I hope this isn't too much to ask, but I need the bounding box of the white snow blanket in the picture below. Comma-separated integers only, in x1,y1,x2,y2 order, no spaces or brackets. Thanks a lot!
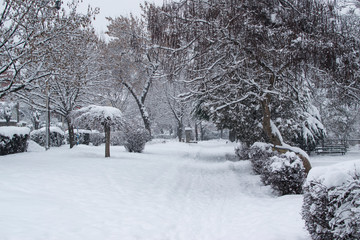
0,140,317,240
307,159,360,188
0,126,30,138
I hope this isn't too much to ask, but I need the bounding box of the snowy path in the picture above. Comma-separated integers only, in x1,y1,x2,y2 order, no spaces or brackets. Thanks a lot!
0,140,309,240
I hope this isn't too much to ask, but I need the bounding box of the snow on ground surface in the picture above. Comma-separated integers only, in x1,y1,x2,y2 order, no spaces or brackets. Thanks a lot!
0,126,30,138
310,144,360,167
0,140,359,240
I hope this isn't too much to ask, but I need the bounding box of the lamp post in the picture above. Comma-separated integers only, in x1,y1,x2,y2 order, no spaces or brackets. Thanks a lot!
44,1,61,150
45,80,50,150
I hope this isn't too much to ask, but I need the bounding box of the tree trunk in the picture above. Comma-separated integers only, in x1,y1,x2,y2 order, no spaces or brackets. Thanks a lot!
229,129,236,142
195,122,198,141
261,93,312,174
138,105,152,137
105,122,111,158
200,122,204,141
67,119,75,149
177,120,183,142
261,95,282,146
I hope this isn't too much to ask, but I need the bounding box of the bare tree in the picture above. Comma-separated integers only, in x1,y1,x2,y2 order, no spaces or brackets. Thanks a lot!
105,15,162,136
16,2,99,148
0,0,85,97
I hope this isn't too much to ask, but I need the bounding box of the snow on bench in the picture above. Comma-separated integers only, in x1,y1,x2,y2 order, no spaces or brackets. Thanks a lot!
315,145,346,155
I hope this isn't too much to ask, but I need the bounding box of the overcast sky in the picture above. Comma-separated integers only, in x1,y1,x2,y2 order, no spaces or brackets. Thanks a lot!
70,0,164,37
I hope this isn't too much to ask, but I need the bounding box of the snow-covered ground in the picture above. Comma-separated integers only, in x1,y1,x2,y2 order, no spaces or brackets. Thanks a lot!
0,140,359,240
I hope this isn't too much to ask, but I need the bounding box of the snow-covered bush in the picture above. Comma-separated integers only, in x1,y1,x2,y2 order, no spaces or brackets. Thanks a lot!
302,161,360,240
110,131,125,146
30,127,64,147
248,142,278,174
90,132,104,146
124,126,151,153
67,129,91,145
76,131,90,145
235,142,250,160
261,152,306,195
0,127,30,155
247,142,306,195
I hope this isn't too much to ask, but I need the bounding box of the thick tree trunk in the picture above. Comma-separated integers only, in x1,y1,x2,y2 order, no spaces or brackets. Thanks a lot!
261,95,282,146
141,112,152,137
67,119,75,149
122,81,152,137
177,121,183,142
261,92,312,174
105,122,110,158
229,129,236,142
136,104,152,137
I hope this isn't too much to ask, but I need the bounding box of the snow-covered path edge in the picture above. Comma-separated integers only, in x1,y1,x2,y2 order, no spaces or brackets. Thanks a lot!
0,140,310,240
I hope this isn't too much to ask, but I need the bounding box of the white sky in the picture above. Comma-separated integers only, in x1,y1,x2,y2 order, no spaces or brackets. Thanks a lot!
67,0,165,37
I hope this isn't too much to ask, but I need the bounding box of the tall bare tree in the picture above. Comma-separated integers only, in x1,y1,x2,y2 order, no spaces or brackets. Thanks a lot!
105,15,162,136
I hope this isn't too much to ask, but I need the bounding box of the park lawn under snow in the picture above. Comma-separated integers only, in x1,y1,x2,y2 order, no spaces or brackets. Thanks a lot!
1,140,359,240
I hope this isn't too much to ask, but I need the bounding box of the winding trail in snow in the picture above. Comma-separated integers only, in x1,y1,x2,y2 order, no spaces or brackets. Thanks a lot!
0,140,310,240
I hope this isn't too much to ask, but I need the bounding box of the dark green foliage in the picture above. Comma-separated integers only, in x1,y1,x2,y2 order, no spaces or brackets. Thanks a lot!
261,153,306,195
242,142,305,195
110,131,124,146
30,128,64,147
0,134,29,155
124,126,151,153
248,143,278,174
234,142,250,160
302,175,360,240
90,132,104,146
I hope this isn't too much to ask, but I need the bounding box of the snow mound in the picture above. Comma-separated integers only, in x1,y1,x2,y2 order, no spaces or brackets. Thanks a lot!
30,126,64,136
27,140,45,152
306,160,360,188
0,126,30,138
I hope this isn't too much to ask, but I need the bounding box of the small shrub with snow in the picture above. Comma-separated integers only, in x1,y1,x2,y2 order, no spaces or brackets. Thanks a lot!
0,127,30,155
302,161,360,240
235,142,251,160
90,132,104,146
30,127,64,147
248,142,278,174
261,152,306,195
110,131,125,146
75,131,91,145
67,130,94,145
124,126,151,153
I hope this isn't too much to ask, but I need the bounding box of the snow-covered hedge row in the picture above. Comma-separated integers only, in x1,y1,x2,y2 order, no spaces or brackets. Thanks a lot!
0,127,30,155
236,142,306,195
90,132,104,146
65,130,105,146
302,161,360,240
74,129,92,145
248,143,278,174
30,127,64,147
110,131,124,146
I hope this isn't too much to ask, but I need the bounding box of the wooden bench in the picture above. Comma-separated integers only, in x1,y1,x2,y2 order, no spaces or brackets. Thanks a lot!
315,145,346,155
